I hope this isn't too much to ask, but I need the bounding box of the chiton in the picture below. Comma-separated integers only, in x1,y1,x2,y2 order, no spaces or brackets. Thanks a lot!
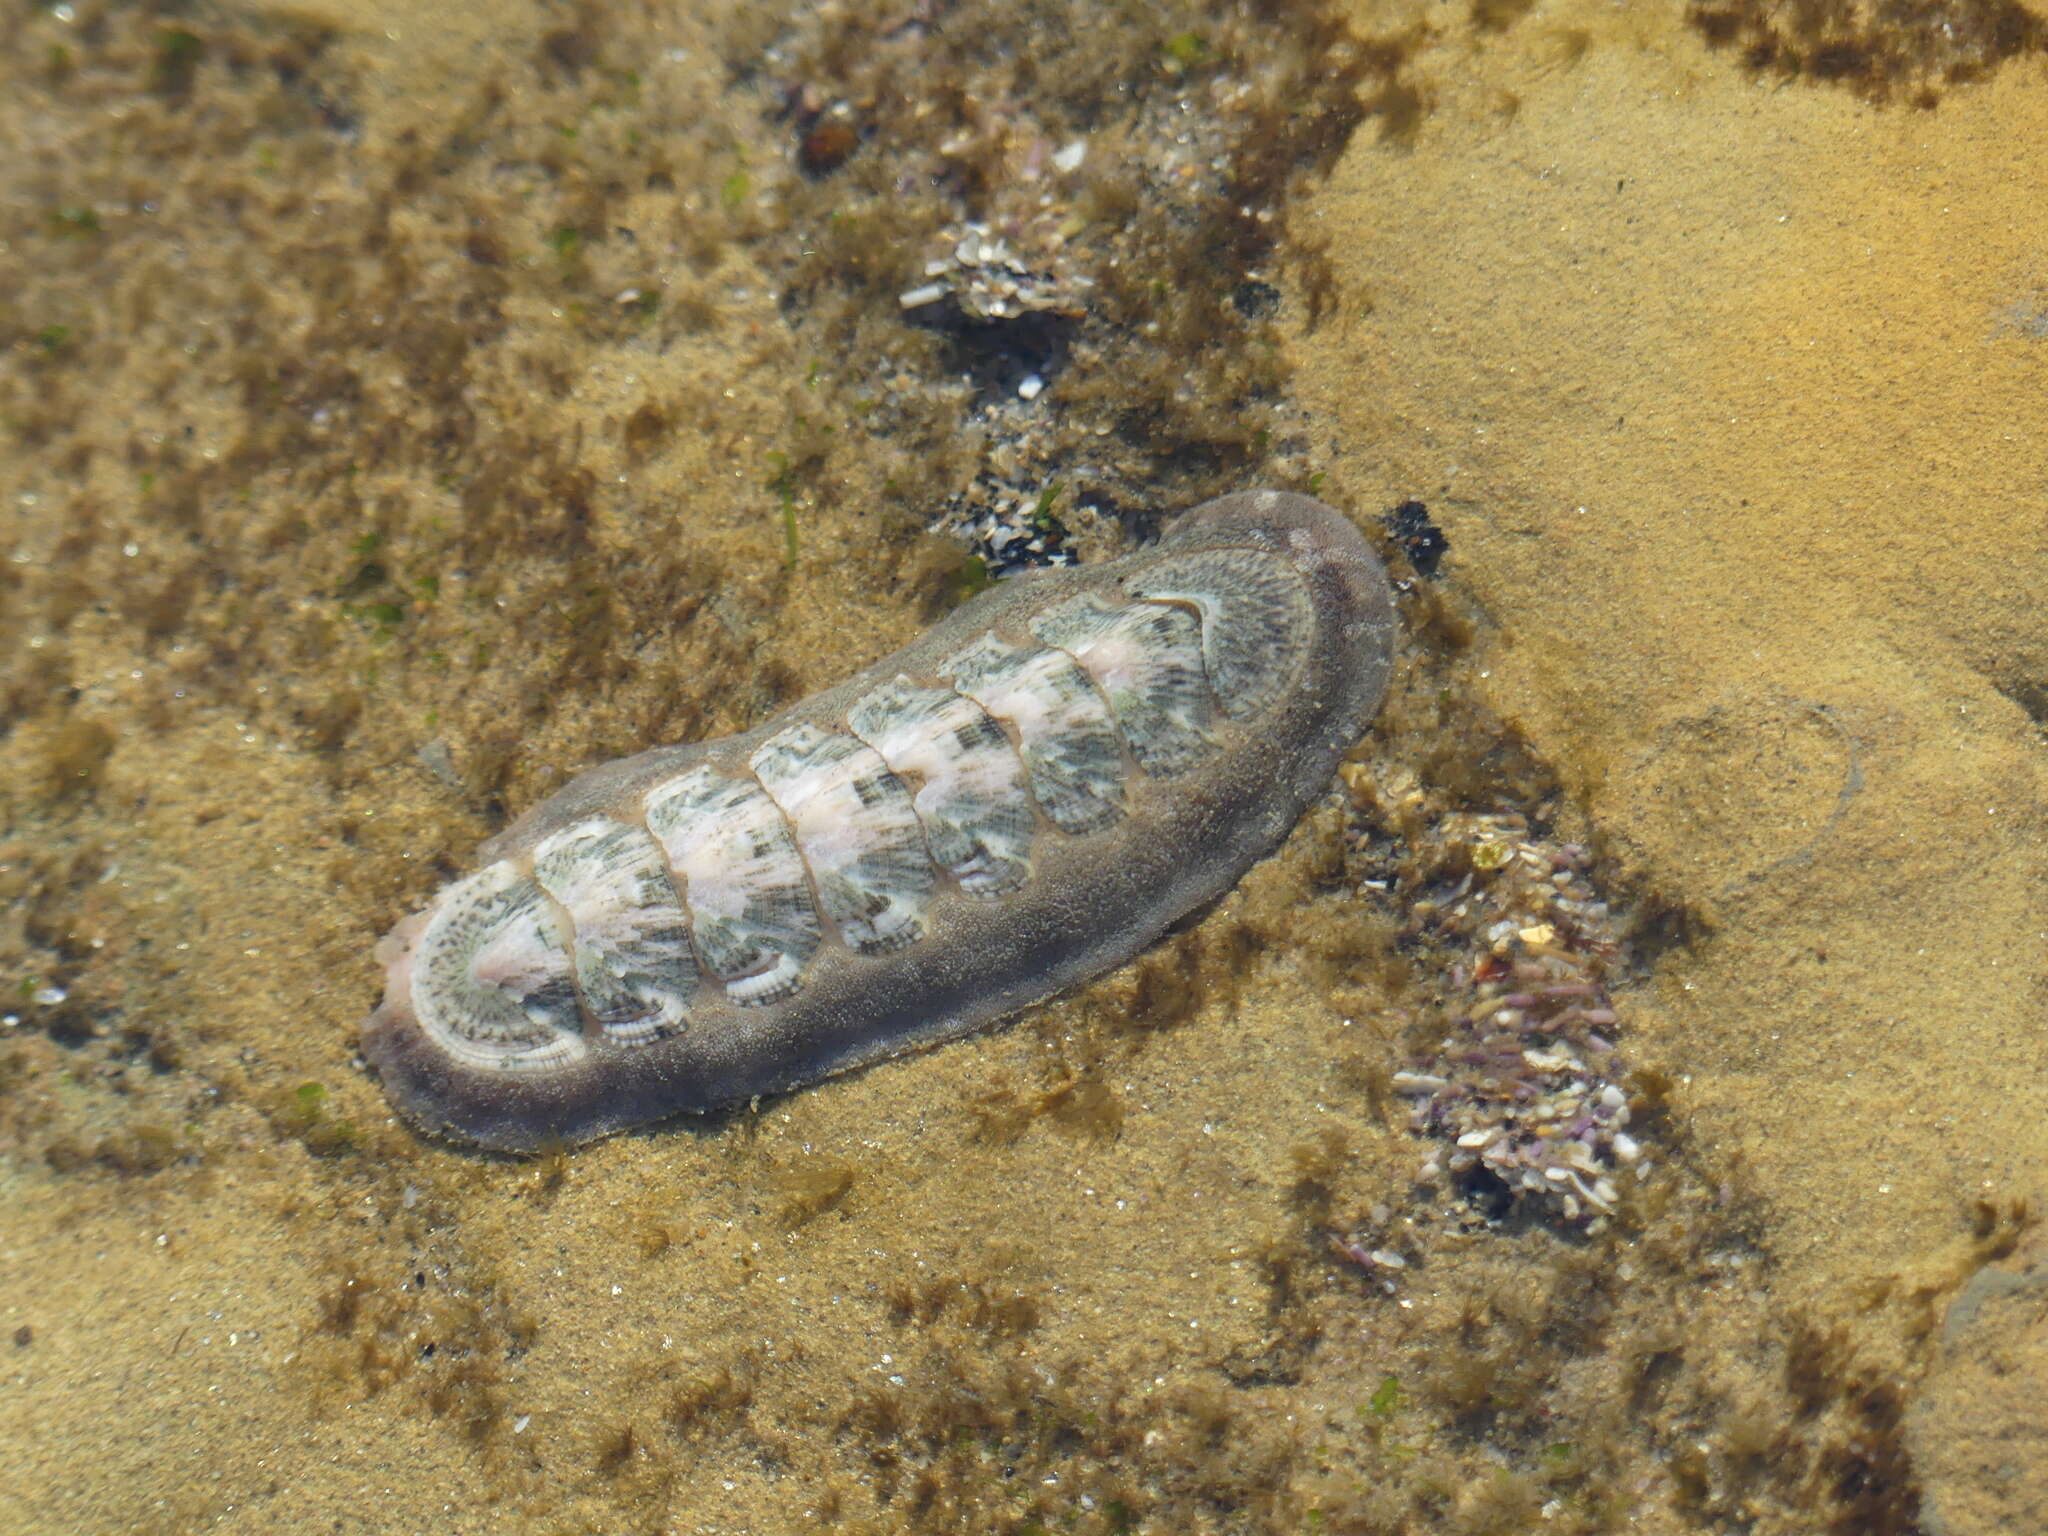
362,491,1398,1151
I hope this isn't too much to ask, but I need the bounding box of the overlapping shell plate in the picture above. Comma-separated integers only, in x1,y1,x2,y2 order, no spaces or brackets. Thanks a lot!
403,544,1315,1076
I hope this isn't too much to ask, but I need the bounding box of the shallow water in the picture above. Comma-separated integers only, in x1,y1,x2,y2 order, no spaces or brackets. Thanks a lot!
3,2,2044,1532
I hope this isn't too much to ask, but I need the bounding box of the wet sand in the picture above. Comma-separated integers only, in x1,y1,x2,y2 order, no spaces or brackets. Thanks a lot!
1298,0,2048,1301
2,2,2043,1532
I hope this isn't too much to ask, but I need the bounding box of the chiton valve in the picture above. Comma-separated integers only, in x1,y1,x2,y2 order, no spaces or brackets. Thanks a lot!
362,491,1399,1151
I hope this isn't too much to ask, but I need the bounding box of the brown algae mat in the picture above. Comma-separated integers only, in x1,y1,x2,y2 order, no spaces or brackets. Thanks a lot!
2,1,2045,1533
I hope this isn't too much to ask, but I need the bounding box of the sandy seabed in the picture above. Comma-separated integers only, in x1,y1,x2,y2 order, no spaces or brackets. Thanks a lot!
2,2,2044,1533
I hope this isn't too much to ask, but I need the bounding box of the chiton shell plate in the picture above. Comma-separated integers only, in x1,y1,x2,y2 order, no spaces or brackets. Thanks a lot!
362,491,1398,1151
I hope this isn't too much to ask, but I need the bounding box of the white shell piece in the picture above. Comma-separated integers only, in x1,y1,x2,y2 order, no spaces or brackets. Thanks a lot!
750,723,935,953
410,861,585,1072
1030,592,1216,776
1130,547,1311,719
644,767,820,1005
531,817,697,1045
848,675,1036,896
941,633,1127,833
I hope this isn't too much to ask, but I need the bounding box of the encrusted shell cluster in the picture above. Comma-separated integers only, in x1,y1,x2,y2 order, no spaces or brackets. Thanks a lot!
897,218,1091,323
1388,817,1642,1224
